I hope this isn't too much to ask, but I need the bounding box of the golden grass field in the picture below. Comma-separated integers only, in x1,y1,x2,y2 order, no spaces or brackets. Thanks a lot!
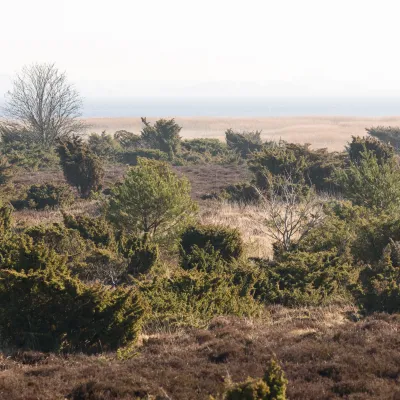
84,116,400,151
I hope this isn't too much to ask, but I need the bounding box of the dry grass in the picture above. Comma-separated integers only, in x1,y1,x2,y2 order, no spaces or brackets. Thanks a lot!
1,307,400,399
200,201,273,259
84,116,400,151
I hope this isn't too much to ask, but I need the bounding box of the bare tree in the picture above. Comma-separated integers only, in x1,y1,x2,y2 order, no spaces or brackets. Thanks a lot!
256,175,323,252
1,63,85,148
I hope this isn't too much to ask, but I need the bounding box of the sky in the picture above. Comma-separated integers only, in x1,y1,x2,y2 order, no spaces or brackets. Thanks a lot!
0,0,399,100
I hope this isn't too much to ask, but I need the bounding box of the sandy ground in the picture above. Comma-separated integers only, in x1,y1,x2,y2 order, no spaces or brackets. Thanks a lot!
83,116,400,151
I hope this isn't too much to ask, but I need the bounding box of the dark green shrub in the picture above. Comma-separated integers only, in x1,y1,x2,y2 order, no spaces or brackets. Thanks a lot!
254,250,356,306
366,126,400,151
114,130,142,148
225,378,271,400
0,233,67,273
180,225,244,263
88,131,120,158
356,242,400,313
0,203,13,235
120,236,159,276
220,183,260,204
224,359,287,400
333,150,400,212
25,223,87,260
81,248,127,285
57,135,104,198
141,117,182,159
118,148,168,165
181,138,228,156
225,129,263,158
348,135,394,164
139,268,261,328
0,156,13,184
0,266,145,353
63,214,115,248
15,183,75,210
180,243,228,273
249,142,344,192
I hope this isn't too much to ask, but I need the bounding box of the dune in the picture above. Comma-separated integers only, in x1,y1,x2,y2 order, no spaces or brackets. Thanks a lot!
83,116,400,151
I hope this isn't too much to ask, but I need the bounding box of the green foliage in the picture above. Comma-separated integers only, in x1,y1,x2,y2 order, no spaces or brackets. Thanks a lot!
348,135,394,164
139,268,261,328
182,138,228,156
249,142,344,192
366,126,400,151
180,224,244,264
88,131,120,159
225,378,271,400
254,250,356,306
220,183,260,204
0,202,13,235
14,183,74,210
63,214,115,248
0,233,67,273
24,223,87,260
81,248,127,285
118,148,168,165
356,241,400,313
333,150,400,212
120,236,159,276
263,360,288,400
0,123,58,170
57,135,104,198
141,117,182,159
114,130,142,148
180,243,228,273
224,360,287,400
0,156,13,184
106,158,197,242
0,266,145,353
225,129,263,158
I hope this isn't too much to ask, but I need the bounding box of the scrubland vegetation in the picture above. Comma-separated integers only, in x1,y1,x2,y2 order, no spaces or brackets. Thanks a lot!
0,64,400,399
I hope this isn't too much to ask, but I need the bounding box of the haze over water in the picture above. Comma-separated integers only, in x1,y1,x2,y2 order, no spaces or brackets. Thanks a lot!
83,97,400,118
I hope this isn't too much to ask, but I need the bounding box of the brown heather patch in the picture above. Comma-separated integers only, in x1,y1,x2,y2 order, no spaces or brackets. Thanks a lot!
0,307,399,399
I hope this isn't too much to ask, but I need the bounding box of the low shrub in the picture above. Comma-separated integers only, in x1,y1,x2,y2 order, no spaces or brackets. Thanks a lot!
224,359,287,400
88,131,120,159
225,129,263,158
355,241,400,313
118,148,169,165
182,138,228,156
57,136,104,198
139,268,261,328
114,130,142,148
0,202,13,234
180,225,244,263
254,250,357,306
347,135,394,164
14,183,75,210
0,233,67,273
25,223,87,259
81,248,127,285
249,142,345,192
220,183,260,204
63,214,115,248
120,236,159,276
0,266,145,353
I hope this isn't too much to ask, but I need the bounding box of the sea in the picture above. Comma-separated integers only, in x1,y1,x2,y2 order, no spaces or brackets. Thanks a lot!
82,97,400,118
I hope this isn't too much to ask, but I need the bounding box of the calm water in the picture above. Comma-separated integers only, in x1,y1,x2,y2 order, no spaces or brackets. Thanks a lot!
82,97,400,117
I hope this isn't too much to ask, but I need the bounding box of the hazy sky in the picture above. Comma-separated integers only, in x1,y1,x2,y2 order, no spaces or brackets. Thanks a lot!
1,0,399,99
